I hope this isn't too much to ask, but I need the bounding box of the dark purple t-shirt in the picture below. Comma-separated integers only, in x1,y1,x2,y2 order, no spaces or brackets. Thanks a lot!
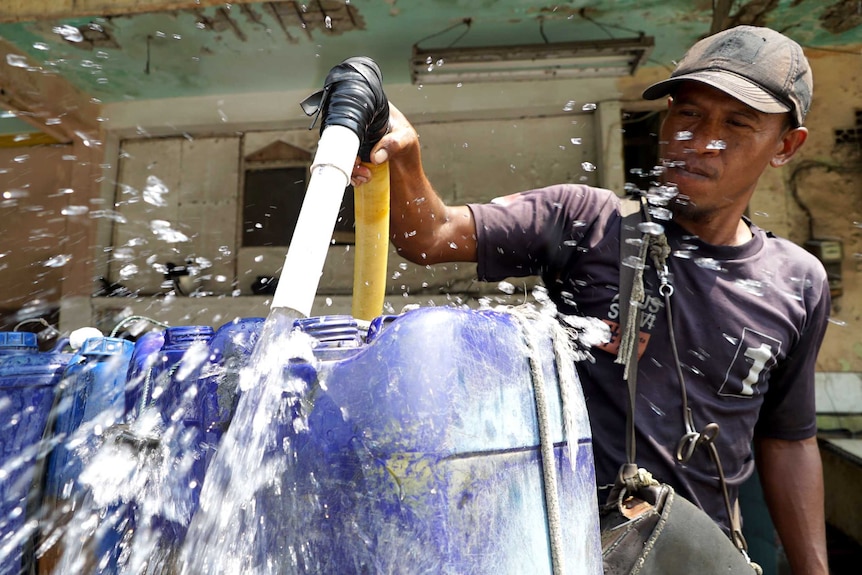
469,184,830,530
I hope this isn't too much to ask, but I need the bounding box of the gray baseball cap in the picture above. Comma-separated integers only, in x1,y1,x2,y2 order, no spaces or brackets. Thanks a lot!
643,26,813,127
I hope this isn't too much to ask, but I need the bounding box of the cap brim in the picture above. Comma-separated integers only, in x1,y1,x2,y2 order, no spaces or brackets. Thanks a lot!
642,70,791,115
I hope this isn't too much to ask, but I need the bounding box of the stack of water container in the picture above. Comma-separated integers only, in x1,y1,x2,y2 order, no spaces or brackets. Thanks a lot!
0,308,601,575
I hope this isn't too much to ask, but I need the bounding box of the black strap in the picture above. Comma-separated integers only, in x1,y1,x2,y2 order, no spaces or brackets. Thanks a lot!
617,196,646,466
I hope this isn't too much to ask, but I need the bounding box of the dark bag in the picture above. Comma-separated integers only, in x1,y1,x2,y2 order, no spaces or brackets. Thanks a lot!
600,198,759,575
600,465,758,575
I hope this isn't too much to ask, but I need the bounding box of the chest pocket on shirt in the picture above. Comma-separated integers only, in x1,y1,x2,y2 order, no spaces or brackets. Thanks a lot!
717,327,782,398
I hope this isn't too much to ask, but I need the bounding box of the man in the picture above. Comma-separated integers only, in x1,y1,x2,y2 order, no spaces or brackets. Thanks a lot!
352,26,829,574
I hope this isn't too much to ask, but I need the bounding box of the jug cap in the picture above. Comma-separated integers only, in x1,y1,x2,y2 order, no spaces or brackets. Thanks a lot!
0,331,38,351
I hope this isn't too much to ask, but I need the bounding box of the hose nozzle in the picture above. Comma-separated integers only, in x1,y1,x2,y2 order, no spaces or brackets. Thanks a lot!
300,57,390,162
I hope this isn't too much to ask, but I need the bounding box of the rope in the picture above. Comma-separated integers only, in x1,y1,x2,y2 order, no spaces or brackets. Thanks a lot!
616,235,650,382
509,308,566,575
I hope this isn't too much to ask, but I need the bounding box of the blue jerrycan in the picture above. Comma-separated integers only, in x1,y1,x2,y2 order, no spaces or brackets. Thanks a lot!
45,336,135,502
40,335,134,575
194,307,602,574
122,325,214,561
123,330,166,419
196,317,264,471
0,332,73,575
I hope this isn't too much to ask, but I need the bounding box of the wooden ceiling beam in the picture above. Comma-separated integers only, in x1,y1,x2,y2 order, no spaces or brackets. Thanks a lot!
0,0,262,23
0,38,100,142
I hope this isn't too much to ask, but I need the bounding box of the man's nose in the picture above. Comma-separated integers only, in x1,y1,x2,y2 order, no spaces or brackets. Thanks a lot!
685,120,726,155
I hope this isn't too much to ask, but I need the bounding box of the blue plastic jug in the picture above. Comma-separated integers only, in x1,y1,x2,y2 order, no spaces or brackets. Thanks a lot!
196,317,264,470
187,307,602,574
122,325,214,559
38,336,134,574
123,330,165,419
0,332,73,575
45,336,135,501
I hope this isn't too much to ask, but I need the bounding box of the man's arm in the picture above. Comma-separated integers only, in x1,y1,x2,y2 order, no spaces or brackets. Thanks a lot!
351,103,477,265
754,436,829,575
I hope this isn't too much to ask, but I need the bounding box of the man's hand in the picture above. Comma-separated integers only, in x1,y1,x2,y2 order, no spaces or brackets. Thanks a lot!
351,102,418,187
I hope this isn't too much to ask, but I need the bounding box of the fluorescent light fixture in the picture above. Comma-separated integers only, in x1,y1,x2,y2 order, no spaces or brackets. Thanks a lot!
411,36,654,84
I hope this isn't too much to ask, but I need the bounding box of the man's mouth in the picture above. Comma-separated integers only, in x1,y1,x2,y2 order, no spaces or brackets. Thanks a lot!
666,160,713,179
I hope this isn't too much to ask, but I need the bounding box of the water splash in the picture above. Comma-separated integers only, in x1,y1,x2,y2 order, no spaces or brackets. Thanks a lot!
5,54,29,68
53,25,84,43
143,175,170,207
150,220,189,243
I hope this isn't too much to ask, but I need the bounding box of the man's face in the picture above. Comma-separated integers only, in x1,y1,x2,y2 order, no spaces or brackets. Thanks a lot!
659,81,794,224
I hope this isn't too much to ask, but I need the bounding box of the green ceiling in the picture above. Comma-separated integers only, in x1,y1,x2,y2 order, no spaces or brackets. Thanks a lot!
0,0,860,105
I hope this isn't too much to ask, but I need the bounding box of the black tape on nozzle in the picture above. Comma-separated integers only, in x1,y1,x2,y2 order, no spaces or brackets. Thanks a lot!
300,57,390,163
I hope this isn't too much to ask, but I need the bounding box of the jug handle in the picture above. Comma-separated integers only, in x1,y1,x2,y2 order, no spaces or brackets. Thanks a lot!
50,337,71,352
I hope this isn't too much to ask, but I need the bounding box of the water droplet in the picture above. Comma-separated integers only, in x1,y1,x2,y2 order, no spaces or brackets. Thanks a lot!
562,100,576,112
497,281,516,294
32,42,49,51
734,279,764,296
325,16,332,29
754,211,769,218
581,161,596,172
581,103,597,112
150,220,189,243
119,264,139,280
90,210,127,224
44,254,72,268
694,257,725,272
570,137,582,145
648,206,673,221
706,140,727,150
143,175,169,207
13,154,29,163
254,255,263,263
5,54,28,68
74,130,101,148
636,222,665,236
675,131,693,141
3,189,28,199
61,205,89,216
52,24,83,42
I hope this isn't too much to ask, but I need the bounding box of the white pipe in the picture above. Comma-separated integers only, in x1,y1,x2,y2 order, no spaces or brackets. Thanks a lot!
270,125,360,316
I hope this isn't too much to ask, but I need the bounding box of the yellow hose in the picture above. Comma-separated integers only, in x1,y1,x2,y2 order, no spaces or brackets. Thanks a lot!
351,161,390,320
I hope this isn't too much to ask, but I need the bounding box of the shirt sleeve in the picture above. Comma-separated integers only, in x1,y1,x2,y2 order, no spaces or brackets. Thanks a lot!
754,269,831,441
468,184,617,282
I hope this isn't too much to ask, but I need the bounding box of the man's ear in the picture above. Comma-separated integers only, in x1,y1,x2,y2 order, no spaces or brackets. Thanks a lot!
771,126,808,167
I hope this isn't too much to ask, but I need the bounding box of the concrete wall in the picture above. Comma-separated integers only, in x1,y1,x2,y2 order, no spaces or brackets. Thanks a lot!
1,49,859,373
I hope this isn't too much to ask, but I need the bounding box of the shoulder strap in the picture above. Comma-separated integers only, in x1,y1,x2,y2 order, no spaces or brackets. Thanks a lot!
617,195,647,465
